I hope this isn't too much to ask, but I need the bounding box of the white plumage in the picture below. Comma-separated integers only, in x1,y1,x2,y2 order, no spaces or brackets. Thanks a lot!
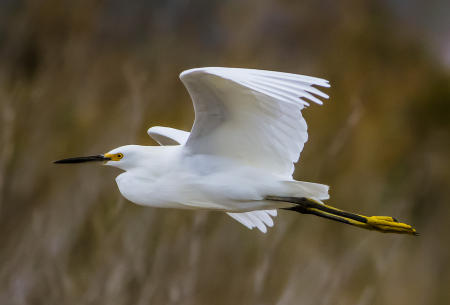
147,67,329,233
56,67,419,235
148,124,279,233
58,67,331,233
180,67,329,179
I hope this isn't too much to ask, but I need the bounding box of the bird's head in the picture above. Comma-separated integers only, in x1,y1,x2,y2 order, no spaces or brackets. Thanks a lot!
54,145,145,171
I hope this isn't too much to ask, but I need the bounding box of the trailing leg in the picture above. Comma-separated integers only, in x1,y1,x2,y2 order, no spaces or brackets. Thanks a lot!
266,196,418,235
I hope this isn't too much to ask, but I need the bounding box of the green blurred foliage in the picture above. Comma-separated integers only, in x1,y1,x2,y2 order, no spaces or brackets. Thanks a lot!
0,0,449,304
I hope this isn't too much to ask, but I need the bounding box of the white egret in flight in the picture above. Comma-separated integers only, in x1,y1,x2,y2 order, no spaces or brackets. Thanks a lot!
55,67,417,235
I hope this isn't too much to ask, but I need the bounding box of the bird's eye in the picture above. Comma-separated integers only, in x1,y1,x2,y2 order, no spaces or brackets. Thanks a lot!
116,153,123,159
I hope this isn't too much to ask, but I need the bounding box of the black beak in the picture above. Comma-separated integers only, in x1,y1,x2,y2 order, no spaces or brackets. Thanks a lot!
53,155,111,164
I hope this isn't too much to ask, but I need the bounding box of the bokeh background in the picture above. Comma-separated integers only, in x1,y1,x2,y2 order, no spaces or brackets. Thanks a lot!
1,0,449,304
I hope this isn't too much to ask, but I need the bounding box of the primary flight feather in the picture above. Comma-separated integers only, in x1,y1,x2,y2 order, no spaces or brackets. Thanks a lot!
55,67,417,235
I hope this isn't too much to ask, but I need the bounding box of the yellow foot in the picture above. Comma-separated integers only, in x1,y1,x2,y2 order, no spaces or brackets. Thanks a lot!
365,216,418,235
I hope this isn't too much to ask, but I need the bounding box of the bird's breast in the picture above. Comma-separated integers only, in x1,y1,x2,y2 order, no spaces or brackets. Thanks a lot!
115,172,186,208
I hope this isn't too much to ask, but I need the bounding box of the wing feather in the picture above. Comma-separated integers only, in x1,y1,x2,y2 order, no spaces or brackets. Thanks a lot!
180,67,329,178
227,210,277,233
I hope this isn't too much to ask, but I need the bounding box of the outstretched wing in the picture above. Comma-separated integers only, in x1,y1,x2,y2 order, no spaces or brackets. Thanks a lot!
147,126,190,145
180,67,329,179
147,125,277,233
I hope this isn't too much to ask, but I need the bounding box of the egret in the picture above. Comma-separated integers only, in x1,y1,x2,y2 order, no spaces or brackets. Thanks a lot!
55,67,417,235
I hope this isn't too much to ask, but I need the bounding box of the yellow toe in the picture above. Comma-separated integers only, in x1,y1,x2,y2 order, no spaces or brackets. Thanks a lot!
366,216,418,235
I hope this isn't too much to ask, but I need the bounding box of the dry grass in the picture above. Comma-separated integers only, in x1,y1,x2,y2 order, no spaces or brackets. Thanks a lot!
1,1,449,304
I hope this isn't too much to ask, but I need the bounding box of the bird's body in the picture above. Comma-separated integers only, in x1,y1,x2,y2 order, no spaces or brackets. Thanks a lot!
112,145,326,212
55,67,417,234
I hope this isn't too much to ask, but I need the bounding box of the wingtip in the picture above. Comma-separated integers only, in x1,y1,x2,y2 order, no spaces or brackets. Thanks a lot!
320,82,331,88
179,67,203,79
179,67,220,79
258,227,268,234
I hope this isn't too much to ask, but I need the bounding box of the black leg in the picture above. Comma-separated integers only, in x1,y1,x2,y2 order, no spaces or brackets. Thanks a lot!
266,196,418,235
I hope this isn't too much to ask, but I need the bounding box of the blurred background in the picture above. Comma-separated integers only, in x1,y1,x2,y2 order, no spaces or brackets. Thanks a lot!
1,0,449,304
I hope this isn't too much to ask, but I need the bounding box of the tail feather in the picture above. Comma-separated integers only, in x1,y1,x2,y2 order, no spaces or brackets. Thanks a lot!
282,181,329,201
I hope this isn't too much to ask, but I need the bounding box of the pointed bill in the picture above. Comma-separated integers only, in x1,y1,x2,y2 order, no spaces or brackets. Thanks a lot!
53,155,111,164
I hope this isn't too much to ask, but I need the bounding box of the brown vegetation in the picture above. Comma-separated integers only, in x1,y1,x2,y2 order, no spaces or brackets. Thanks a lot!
0,1,449,304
